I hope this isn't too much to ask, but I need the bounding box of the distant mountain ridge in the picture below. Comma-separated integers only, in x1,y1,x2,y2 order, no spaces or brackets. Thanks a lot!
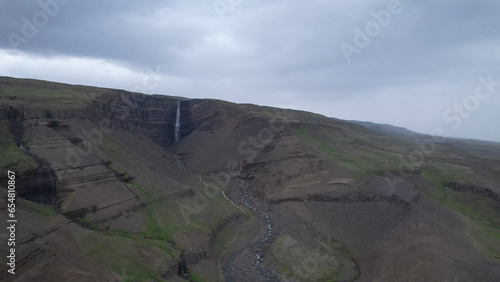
346,120,420,138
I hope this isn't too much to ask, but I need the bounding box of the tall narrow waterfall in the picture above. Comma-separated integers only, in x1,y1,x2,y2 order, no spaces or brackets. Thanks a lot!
174,101,181,142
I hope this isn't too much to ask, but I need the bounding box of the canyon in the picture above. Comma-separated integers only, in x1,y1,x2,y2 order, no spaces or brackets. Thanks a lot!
1,76,500,281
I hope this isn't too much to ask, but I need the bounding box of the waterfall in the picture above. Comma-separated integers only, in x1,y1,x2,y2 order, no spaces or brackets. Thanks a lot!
38,167,44,189
46,164,56,191
10,117,57,205
178,257,186,275
35,165,57,204
174,101,181,142
178,255,189,279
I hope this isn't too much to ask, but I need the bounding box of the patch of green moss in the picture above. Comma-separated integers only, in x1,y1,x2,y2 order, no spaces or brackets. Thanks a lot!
1,83,105,110
22,130,31,144
19,202,58,217
0,121,37,171
74,228,177,281
421,169,450,203
107,162,133,181
422,168,500,261
294,125,393,179
294,126,338,159
270,232,358,281
75,218,104,231
188,270,207,282
325,271,345,282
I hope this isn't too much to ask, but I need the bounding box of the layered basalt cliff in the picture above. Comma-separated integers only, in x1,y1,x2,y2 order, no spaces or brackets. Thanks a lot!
447,181,500,202
3,90,230,206
6,93,227,147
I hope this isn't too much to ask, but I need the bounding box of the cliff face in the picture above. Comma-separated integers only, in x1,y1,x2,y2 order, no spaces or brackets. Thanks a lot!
3,91,226,207
0,81,232,281
6,93,226,147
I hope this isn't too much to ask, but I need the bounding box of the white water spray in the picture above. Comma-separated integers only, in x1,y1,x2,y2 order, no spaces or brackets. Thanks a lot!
46,164,56,190
175,101,181,142
38,168,44,189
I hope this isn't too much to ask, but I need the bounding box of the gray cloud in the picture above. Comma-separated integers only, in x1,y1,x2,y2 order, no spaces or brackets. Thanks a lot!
1,0,500,141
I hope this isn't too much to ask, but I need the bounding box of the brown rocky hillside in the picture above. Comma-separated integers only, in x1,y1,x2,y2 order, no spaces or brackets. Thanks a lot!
1,76,500,281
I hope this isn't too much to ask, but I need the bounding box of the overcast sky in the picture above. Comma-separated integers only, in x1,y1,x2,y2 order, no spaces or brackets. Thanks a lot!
1,0,500,142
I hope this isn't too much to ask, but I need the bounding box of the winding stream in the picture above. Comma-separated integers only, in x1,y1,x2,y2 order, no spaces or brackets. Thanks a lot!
10,110,57,205
175,155,277,281
223,182,278,281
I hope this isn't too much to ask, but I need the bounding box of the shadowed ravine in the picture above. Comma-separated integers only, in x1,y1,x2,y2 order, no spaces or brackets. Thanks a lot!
176,154,277,280
9,108,57,205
